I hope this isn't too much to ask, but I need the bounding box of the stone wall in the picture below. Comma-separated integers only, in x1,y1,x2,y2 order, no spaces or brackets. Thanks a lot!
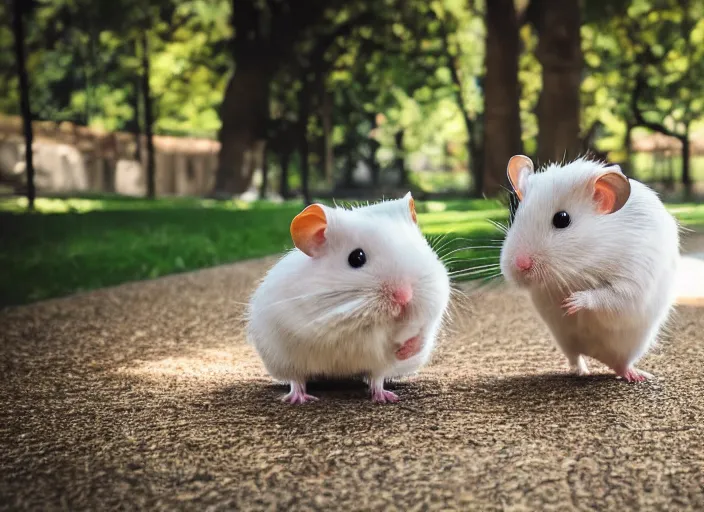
0,116,220,197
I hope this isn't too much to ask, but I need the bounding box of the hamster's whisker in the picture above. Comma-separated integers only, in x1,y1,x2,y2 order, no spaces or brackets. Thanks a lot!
542,269,561,304
549,265,577,298
448,263,501,275
449,269,502,280
454,272,502,284
442,256,500,266
448,266,499,278
440,246,503,259
487,219,509,234
452,270,502,280
448,270,500,279
444,237,503,245
449,286,470,300
289,296,370,335
427,233,450,250
258,289,362,312
499,184,514,195
431,236,458,256
318,297,368,320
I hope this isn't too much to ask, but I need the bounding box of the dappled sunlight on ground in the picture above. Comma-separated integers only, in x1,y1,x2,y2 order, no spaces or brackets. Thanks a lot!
116,346,264,382
0,195,302,213
675,254,704,307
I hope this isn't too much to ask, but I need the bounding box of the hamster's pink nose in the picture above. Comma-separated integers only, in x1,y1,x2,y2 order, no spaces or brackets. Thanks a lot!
392,285,413,306
515,254,533,272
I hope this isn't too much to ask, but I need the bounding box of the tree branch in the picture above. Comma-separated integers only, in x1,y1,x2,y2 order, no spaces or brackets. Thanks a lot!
631,74,684,141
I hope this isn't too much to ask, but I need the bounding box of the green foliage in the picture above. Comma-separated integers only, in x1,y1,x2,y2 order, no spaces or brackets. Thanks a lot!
150,0,231,136
0,2,19,115
633,0,704,134
518,24,540,154
582,0,704,155
2,0,704,193
321,0,490,177
0,0,230,136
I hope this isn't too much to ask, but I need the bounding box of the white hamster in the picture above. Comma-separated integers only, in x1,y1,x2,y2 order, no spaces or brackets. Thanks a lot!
247,193,451,403
500,155,680,382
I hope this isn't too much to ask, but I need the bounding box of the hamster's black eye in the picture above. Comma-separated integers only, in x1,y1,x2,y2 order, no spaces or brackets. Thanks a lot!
552,211,571,229
348,248,366,268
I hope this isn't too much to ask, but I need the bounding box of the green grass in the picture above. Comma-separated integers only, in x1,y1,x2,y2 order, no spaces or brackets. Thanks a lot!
0,196,304,307
1,195,703,308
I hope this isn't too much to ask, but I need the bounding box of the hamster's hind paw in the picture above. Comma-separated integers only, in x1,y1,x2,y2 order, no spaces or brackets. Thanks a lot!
569,355,590,376
369,377,400,404
619,367,653,383
371,389,399,404
282,382,319,404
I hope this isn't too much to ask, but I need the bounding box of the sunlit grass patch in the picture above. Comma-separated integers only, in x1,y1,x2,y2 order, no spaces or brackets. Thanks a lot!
0,195,304,213
1,195,702,307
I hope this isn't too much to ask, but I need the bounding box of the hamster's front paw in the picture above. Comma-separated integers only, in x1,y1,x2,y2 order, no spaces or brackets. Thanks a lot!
618,367,653,383
562,291,591,315
396,335,422,360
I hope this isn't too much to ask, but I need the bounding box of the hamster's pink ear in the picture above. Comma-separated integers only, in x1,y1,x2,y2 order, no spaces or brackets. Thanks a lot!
404,191,418,224
290,204,327,257
593,167,631,214
507,155,534,200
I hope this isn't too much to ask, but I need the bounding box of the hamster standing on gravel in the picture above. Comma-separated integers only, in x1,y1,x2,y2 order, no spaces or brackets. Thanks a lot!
500,155,680,382
247,193,451,403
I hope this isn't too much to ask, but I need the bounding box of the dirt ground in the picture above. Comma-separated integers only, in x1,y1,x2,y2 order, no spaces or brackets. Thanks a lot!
2,236,704,511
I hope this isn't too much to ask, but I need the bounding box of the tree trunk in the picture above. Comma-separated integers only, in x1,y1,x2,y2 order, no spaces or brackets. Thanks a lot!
11,0,35,210
321,90,334,185
133,87,143,162
279,151,291,199
440,24,483,196
533,0,582,165
468,120,484,197
85,28,97,126
368,114,381,187
482,0,523,196
623,121,633,178
132,40,143,162
343,155,355,188
395,130,407,187
298,84,312,206
343,144,356,189
213,63,271,197
259,149,269,199
299,139,311,206
140,30,156,199
681,134,691,198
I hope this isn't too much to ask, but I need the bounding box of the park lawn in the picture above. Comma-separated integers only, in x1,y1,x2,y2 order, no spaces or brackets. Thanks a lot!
0,196,304,307
1,195,704,308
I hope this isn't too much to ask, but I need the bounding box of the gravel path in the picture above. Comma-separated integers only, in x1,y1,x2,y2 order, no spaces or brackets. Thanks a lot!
2,234,704,510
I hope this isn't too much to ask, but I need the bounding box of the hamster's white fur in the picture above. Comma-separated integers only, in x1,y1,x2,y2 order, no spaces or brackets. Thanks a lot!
247,193,451,403
501,157,680,381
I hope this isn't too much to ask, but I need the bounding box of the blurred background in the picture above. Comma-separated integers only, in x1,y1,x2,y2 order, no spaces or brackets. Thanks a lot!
1,0,704,307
